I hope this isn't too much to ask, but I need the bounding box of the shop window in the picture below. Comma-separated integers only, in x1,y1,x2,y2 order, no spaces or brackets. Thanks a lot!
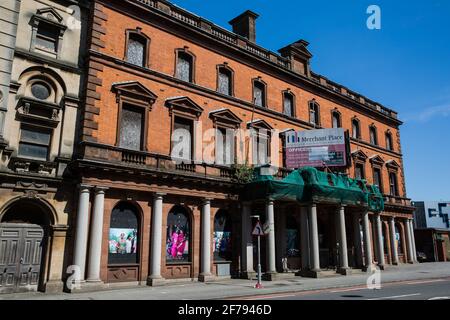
214,210,232,262
217,66,233,96
395,224,403,254
118,104,144,151
283,92,295,117
125,31,149,67
166,206,191,263
172,116,194,161
352,118,361,139
176,51,194,83
108,202,140,265
253,79,266,108
18,126,51,161
285,213,300,258
309,100,320,126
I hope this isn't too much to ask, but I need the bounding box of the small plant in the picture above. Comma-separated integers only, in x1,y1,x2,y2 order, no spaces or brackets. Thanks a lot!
232,162,254,184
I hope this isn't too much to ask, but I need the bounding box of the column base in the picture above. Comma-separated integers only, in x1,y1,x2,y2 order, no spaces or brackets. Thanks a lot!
240,271,257,280
297,269,321,278
43,280,64,293
262,272,282,281
147,276,167,286
198,273,215,282
69,280,106,293
337,267,352,276
362,264,377,273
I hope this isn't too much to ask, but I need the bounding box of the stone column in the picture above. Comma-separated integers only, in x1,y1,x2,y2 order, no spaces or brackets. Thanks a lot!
337,206,350,274
362,210,374,272
72,185,91,282
375,213,385,269
241,202,255,278
266,200,277,275
408,219,418,263
352,213,363,268
199,199,213,281
308,204,320,274
404,218,414,263
148,193,165,285
86,187,107,283
389,217,399,265
300,207,310,271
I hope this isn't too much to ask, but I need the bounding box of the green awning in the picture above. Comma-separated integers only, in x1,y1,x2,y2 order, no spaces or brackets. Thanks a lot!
242,166,384,212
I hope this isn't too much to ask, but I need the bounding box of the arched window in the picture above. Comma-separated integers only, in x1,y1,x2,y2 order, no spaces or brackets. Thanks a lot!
253,79,266,108
217,65,233,96
385,131,394,151
352,118,361,139
283,91,295,117
369,125,378,145
176,50,194,83
331,110,341,128
108,202,140,265
213,210,232,262
166,206,191,263
125,30,149,67
308,100,320,126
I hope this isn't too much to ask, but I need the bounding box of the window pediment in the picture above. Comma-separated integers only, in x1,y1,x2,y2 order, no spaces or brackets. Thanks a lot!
351,149,368,162
209,109,242,128
247,119,273,131
36,7,63,23
112,81,157,105
369,155,385,165
16,97,61,128
386,159,400,170
165,96,203,118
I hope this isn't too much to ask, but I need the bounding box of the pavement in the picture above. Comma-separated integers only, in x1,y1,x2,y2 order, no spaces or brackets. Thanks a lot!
1,262,449,300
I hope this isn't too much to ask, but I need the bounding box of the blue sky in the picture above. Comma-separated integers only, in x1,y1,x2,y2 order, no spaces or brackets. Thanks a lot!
171,0,450,201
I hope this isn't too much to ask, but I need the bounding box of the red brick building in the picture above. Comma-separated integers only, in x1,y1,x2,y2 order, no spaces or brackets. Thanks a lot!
69,0,416,289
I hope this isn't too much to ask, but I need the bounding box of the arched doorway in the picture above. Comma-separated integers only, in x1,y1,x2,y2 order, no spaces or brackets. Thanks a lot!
107,202,141,283
213,209,232,276
0,199,53,294
165,205,192,279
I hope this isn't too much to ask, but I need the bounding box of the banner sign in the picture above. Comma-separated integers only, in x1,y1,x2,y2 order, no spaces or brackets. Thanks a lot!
285,128,347,169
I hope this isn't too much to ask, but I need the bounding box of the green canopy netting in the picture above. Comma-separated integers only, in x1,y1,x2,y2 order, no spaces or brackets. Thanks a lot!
242,166,384,212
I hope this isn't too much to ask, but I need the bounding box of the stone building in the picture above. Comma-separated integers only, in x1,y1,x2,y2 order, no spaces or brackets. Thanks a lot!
72,0,416,291
0,0,88,293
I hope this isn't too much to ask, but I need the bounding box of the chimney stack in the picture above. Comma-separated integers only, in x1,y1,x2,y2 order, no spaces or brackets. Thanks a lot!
229,10,259,43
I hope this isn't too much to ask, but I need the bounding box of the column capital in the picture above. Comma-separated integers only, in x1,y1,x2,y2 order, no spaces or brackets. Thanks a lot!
78,184,92,191
202,198,213,205
94,186,109,194
266,199,274,206
154,192,166,200
389,216,395,222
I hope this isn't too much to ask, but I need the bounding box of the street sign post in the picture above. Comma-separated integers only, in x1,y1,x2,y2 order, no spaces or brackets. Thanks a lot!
252,217,264,289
